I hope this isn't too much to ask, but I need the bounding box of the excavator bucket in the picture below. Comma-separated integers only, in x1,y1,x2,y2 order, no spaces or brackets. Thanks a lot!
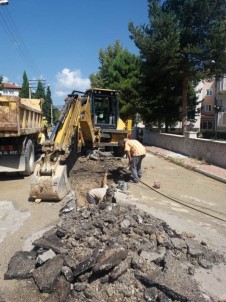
30,163,71,201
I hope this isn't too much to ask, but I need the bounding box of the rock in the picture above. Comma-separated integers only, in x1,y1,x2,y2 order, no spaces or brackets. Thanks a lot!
110,259,130,281
139,247,166,262
60,196,76,214
137,253,209,302
43,276,70,302
5,198,223,302
33,236,68,254
144,287,158,301
120,218,131,229
198,259,212,269
93,245,128,272
84,288,97,300
134,214,143,224
185,238,204,257
73,247,101,277
36,249,56,266
61,266,74,282
32,255,64,293
74,282,87,292
89,154,99,161
4,251,36,280
171,238,187,252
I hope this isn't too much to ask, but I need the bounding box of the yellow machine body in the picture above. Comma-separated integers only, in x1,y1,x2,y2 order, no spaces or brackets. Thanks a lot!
30,89,132,201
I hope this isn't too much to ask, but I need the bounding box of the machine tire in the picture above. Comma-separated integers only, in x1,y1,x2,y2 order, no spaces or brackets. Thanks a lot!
20,139,35,176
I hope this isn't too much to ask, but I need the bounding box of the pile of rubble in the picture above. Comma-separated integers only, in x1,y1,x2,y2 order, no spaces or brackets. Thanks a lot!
4,197,225,302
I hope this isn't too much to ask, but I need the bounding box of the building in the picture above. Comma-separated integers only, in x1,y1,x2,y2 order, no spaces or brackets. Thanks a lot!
0,83,21,97
200,79,215,131
200,77,226,133
216,76,226,131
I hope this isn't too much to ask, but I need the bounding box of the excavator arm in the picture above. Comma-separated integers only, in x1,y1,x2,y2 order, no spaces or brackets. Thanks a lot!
30,92,96,201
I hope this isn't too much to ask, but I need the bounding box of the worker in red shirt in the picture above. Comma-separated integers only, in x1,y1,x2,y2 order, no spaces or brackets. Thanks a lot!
119,138,146,183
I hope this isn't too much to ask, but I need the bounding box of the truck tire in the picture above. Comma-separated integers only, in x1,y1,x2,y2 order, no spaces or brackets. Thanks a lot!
20,139,35,176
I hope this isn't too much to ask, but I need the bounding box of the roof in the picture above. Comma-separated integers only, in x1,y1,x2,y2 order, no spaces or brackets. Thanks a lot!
3,83,21,89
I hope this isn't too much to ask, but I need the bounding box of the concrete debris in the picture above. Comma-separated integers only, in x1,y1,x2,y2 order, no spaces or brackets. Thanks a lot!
36,249,56,266
32,255,64,293
4,251,36,280
59,190,77,214
4,201,225,301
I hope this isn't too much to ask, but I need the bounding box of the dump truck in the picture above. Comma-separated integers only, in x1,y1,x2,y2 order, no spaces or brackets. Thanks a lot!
0,95,44,175
30,88,132,201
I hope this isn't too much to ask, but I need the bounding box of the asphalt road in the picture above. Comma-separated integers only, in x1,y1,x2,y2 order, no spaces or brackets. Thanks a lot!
0,152,226,301
0,173,63,301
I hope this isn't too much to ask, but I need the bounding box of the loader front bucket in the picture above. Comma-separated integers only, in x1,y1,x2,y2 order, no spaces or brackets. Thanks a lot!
30,164,71,201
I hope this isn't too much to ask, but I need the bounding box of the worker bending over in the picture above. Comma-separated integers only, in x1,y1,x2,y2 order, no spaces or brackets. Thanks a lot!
87,171,116,204
119,138,146,183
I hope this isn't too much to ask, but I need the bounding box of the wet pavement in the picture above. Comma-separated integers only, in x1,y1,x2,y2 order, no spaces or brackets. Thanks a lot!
146,146,226,184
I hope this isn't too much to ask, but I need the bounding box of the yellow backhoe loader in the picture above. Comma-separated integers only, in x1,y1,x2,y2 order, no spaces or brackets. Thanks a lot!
30,88,132,202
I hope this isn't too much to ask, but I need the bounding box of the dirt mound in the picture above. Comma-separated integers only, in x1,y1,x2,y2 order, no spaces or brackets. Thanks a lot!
5,198,225,302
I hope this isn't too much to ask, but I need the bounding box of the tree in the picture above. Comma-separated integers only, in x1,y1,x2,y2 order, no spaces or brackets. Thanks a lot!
45,86,60,125
0,76,3,93
19,71,29,98
129,0,226,133
129,1,182,130
89,40,141,119
43,85,52,125
53,106,60,124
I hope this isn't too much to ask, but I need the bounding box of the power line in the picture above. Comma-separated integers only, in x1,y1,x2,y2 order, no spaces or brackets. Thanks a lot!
0,5,42,76
139,180,226,223
4,6,42,75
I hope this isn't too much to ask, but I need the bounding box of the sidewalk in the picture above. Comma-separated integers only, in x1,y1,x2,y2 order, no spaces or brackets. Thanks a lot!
146,146,226,184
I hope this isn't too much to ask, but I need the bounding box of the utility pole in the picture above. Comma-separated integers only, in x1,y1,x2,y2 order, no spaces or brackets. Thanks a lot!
29,82,31,98
51,104,53,127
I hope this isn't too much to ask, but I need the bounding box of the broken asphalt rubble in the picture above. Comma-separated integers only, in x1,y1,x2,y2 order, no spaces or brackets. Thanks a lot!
5,197,225,302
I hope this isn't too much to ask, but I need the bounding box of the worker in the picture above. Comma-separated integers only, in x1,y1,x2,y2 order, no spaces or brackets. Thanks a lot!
118,138,146,183
37,131,46,145
86,171,116,204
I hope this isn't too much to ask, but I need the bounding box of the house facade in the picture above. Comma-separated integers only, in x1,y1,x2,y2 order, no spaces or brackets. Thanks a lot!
216,76,226,131
200,77,226,133
0,83,21,97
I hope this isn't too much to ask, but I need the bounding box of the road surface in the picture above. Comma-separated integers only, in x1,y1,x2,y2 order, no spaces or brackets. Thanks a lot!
0,152,226,301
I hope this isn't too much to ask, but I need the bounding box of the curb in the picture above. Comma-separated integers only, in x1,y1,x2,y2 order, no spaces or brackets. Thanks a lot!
194,168,226,184
147,149,226,184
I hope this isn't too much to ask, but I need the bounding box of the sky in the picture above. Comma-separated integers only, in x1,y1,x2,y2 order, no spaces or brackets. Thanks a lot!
0,0,149,106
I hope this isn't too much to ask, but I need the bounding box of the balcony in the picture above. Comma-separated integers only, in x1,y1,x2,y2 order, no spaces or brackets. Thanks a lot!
216,76,226,95
217,112,226,127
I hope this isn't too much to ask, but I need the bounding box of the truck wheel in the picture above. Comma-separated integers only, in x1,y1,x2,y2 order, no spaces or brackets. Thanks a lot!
20,139,35,176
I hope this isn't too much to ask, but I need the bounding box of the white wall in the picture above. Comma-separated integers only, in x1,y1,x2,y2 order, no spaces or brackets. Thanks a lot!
143,130,226,169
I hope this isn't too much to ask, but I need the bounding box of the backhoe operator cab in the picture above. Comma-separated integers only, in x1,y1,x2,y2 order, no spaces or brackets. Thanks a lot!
88,88,118,127
85,88,131,149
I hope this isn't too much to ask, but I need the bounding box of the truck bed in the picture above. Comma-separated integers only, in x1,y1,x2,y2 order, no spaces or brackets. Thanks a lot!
0,96,43,137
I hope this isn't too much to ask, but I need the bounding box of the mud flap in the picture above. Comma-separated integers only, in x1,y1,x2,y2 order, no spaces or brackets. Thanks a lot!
30,164,71,201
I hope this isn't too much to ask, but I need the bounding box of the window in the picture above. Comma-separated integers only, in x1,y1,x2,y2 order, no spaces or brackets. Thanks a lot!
201,121,213,130
204,104,212,112
206,89,213,96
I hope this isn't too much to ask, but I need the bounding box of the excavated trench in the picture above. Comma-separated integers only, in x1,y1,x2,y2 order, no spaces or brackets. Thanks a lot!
4,151,226,302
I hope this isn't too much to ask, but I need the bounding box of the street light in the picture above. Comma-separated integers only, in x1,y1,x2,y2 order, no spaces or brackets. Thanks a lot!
213,104,222,140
